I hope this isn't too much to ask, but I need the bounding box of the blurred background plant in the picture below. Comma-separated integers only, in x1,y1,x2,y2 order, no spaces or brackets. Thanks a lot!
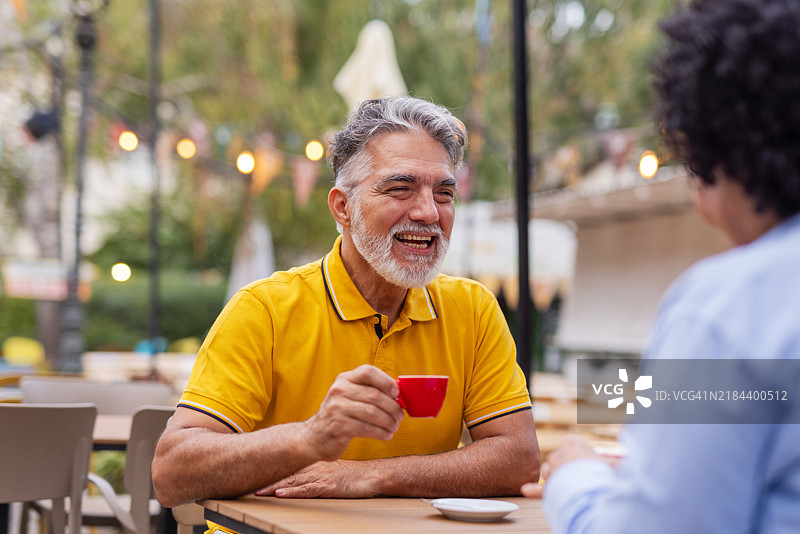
91,451,126,494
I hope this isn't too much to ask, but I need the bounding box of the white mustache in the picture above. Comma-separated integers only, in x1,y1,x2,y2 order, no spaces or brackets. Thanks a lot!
390,223,445,239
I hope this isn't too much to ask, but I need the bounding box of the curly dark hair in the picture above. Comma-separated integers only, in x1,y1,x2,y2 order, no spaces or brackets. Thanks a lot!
653,0,800,219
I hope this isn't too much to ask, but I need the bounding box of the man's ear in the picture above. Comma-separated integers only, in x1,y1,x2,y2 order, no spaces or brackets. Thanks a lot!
328,187,351,228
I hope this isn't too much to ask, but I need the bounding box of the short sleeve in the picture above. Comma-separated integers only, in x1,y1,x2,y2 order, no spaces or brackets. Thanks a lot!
180,289,275,433
463,289,531,428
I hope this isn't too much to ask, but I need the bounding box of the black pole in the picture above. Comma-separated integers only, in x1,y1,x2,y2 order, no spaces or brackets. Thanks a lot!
513,0,531,381
1,503,8,534
58,14,96,373
147,0,162,361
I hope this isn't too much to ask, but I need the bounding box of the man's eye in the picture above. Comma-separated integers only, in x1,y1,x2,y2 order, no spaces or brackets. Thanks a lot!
386,187,412,196
436,190,455,202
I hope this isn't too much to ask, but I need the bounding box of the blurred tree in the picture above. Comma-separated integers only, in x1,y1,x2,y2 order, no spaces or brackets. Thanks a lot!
85,180,239,273
3,0,677,271
2,0,679,352
0,4,71,364
526,0,674,182
85,0,525,269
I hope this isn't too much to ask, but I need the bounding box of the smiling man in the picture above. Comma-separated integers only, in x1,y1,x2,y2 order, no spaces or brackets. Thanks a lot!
152,96,540,511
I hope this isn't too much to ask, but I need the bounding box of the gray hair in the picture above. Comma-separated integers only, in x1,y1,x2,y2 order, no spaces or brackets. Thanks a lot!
328,96,468,200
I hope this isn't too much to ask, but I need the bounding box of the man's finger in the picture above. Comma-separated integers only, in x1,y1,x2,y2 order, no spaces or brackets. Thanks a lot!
342,365,399,398
339,385,405,423
321,383,404,434
336,407,399,440
275,483,321,498
521,482,544,499
540,461,552,480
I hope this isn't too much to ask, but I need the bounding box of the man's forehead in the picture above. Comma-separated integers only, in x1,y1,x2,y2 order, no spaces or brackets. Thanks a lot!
367,130,447,154
367,131,452,168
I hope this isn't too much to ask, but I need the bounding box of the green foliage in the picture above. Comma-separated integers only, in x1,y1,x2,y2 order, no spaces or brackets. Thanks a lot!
92,451,126,494
259,178,340,269
84,268,226,351
0,296,38,349
6,0,679,275
528,0,673,150
87,170,241,273
0,269,224,354
92,0,527,201
3,0,682,360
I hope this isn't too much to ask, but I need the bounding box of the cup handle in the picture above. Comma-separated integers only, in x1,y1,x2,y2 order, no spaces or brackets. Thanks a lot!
395,378,406,410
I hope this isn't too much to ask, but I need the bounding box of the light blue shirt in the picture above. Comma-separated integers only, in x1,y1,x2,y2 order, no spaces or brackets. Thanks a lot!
544,212,800,534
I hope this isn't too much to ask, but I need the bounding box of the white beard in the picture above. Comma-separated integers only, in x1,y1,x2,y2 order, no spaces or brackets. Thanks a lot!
349,200,449,289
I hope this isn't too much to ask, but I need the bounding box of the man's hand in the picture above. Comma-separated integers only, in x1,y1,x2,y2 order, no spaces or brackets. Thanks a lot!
303,364,405,461
521,435,601,499
258,409,539,500
255,460,375,498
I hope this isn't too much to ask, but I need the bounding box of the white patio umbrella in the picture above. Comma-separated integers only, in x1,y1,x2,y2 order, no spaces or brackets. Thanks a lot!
333,19,408,109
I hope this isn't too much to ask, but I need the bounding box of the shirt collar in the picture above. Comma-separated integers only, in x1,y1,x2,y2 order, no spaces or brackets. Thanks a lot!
322,236,439,323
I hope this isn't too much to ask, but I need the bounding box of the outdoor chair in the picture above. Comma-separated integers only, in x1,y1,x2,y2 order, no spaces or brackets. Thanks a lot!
0,370,71,403
0,370,30,403
19,375,173,414
0,403,97,534
0,370,34,388
25,405,175,534
171,502,206,534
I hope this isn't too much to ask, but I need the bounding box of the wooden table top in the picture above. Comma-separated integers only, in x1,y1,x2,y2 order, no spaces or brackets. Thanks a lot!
93,414,131,450
201,495,553,534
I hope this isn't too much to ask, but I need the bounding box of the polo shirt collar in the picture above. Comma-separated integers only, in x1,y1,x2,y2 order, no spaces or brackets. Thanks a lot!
322,236,439,323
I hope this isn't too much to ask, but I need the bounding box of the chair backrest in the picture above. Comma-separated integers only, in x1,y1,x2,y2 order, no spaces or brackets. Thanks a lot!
125,405,175,534
20,376,173,415
0,403,97,534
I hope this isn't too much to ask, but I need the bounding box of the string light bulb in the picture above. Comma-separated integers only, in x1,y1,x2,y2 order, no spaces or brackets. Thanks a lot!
236,151,256,174
176,138,197,159
639,150,659,179
111,262,131,282
305,140,324,161
119,131,138,151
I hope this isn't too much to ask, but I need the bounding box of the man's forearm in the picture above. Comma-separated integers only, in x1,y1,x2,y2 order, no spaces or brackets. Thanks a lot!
260,427,540,499
371,433,540,497
365,411,541,498
154,367,407,506
152,421,320,507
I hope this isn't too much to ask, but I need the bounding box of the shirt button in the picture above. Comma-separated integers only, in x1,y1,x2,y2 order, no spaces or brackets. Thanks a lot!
372,316,380,324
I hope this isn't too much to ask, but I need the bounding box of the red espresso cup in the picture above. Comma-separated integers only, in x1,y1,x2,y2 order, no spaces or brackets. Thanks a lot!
395,375,449,418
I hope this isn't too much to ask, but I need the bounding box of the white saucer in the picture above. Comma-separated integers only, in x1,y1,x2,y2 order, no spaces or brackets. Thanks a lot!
429,498,519,522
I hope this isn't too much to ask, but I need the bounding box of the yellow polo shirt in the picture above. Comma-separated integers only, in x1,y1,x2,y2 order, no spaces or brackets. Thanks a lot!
179,236,531,459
